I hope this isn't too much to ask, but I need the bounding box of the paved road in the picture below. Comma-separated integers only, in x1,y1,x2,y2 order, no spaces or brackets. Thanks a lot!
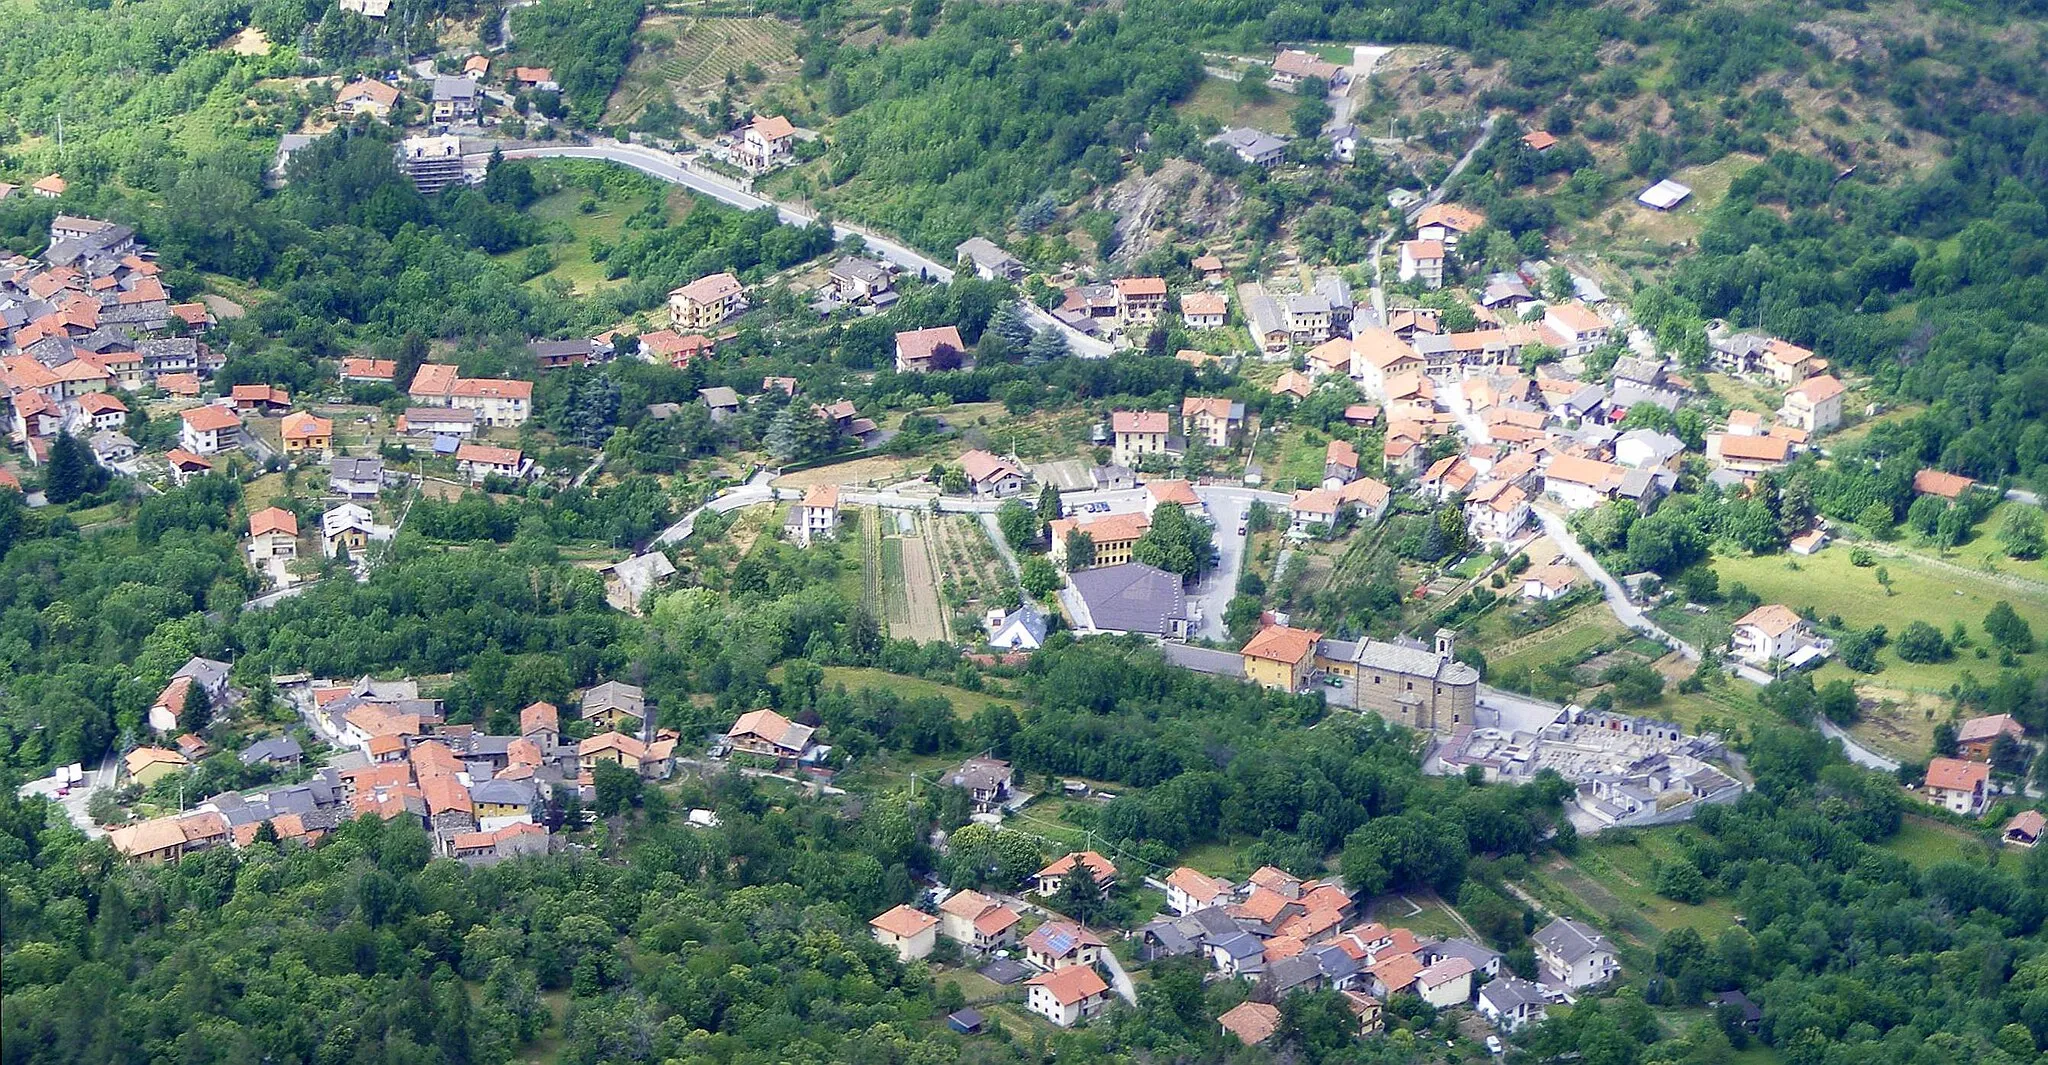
1325,46,1391,138
1817,715,1900,772
1188,485,1291,640
1016,299,1115,359
977,511,1024,580
1530,506,1697,659
2010,488,2042,506
989,890,1138,1005
498,141,957,282
652,482,776,546
1366,113,1499,324
17,749,118,838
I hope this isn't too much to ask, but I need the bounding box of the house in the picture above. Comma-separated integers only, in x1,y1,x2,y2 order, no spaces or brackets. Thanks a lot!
1210,127,1289,167
109,811,231,862
1287,292,1332,344
1913,468,1977,500
1270,48,1346,90
1324,439,1360,486
462,54,489,77
987,605,1047,651
1181,396,1244,448
791,484,839,547
1416,957,1475,1008
1522,563,1580,600
1705,432,1791,473
339,357,398,384
1180,291,1227,330
1415,204,1485,248
179,405,242,455
280,411,333,457
521,701,560,751
447,378,532,427
230,384,292,414
2004,810,2045,848
1218,1001,1282,1046
337,79,400,119
1541,302,1611,356
725,708,817,762
1926,757,1990,816
322,503,374,558
1022,920,1108,971
828,257,896,307
1544,455,1627,510
1465,481,1530,545
431,76,479,122
399,407,475,439
1757,338,1821,384
1289,488,1342,538
1032,851,1116,896
1110,410,1170,467
90,430,137,465
737,115,797,171
960,450,1026,498
1242,624,1321,692
125,746,192,787
1026,966,1111,1027
329,456,385,500
527,338,602,371
894,325,969,373
165,449,214,485
31,174,66,199
1067,562,1190,639
1245,293,1292,352
938,889,1021,951
1421,938,1502,980
1477,977,1549,1032
580,681,647,732
1271,371,1313,400
1340,477,1392,523
1398,240,1445,288
510,66,558,91
1729,604,1827,668
1780,374,1845,435
1615,429,1684,470
1364,951,1425,999
1165,866,1234,916
870,905,939,962
955,237,1026,282
1113,277,1169,324
454,443,527,484
247,506,299,566
942,756,1014,812
240,736,305,768
1532,917,1618,989
668,273,746,331
698,386,741,423
1957,714,2026,761
1523,130,1558,151
637,330,715,367
1714,991,1763,1033
11,391,59,438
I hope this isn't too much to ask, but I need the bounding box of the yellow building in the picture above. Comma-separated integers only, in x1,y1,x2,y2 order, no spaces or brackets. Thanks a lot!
1049,512,1151,569
668,272,745,331
1241,624,1321,692
280,411,333,456
124,746,192,787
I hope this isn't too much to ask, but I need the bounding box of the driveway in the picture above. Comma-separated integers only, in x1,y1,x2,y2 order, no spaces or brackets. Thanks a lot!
988,890,1138,1005
16,748,118,838
1529,506,1695,659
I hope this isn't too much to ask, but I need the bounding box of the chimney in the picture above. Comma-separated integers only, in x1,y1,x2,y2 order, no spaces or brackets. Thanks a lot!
1434,628,1455,660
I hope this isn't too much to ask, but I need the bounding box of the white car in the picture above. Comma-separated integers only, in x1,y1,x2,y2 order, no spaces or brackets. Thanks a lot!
1486,1036,1504,1056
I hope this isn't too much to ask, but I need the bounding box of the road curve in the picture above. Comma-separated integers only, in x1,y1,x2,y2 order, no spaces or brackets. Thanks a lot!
497,140,956,282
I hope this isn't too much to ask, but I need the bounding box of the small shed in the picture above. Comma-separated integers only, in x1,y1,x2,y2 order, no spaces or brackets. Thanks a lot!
1638,180,1693,210
946,1008,984,1034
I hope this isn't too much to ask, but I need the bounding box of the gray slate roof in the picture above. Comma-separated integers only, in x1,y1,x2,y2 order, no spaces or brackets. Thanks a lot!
1069,562,1186,636
1533,917,1612,964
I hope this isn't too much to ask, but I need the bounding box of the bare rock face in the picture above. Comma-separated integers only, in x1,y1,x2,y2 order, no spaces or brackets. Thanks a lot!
1095,158,1241,267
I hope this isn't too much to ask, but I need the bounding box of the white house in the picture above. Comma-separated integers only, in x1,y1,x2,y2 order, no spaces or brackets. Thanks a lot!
1532,918,1618,989
1729,604,1826,667
1289,488,1342,539
988,605,1048,651
869,905,939,962
1780,374,1845,435
1026,966,1111,1028
1111,410,1170,467
1464,481,1529,545
1477,977,1549,1032
1398,240,1445,289
1541,302,1611,356
793,484,839,547
960,450,1027,498
179,405,242,455
1543,456,1626,511
1926,757,1990,817
1164,866,1234,916
937,889,1020,952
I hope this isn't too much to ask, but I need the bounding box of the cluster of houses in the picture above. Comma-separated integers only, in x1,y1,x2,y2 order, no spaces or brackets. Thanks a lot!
1924,712,2039,819
2,216,220,468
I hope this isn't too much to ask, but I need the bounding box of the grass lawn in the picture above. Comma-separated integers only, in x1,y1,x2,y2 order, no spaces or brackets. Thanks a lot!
1485,605,1629,685
809,665,1021,720
498,184,644,295
1575,832,1743,937
1174,77,1300,136
1882,815,1979,868
1175,837,1262,878
1361,892,1469,940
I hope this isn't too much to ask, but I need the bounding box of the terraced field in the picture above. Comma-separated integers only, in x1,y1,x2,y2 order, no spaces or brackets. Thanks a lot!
604,15,799,125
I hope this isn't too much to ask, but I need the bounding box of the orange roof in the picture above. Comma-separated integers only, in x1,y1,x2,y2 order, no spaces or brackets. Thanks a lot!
1027,965,1109,1005
1546,302,1608,334
751,115,795,140
281,411,332,440
895,325,964,362
1368,951,1424,993
521,701,558,733
1416,203,1485,233
340,357,397,379
1733,603,1804,637
77,392,127,415
231,384,288,405
803,484,840,509
1192,254,1224,272
1402,239,1445,260
32,174,66,196
2008,810,2046,838
455,442,522,467
1182,396,1236,420
1913,469,1976,499
1354,327,1420,370
1036,850,1117,881
339,79,400,107
1715,434,1791,463
1547,454,1624,489
1326,438,1359,468
1241,623,1320,665
1180,292,1226,316
1145,479,1200,507
1262,936,1306,962
419,773,472,815
160,373,202,396
449,377,533,400
869,904,938,938
1112,410,1169,434
673,272,743,304
1926,756,1989,793
512,66,553,82
1166,866,1232,901
248,506,298,538
1113,276,1168,298
1049,511,1150,546
409,363,459,396
1271,371,1313,398
1788,374,1844,403
164,448,213,470
1522,130,1558,151
181,405,241,432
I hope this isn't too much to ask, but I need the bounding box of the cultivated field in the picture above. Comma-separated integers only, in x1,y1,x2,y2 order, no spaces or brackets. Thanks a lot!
604,15,800,126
